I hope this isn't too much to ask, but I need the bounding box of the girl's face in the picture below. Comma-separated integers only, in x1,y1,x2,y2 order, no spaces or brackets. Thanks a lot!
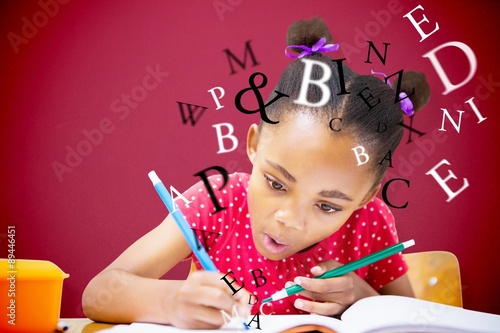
246,113,380,261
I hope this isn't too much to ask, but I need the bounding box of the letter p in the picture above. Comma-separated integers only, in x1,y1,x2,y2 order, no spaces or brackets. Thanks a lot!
208,86,225,110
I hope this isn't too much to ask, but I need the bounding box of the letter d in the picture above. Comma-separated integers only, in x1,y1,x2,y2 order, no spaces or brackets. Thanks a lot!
423,41,477,95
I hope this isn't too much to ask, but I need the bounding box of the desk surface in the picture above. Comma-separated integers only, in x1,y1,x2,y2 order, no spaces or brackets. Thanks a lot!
64,319,114,333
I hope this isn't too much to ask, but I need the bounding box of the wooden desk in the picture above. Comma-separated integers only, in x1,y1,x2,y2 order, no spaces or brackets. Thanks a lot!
63,319,114,333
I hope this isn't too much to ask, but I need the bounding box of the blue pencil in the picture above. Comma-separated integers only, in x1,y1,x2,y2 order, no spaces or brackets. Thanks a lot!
148,171,249,330
148,171,217,270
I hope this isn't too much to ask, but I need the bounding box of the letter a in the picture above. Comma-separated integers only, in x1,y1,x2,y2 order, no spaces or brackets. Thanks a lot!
170,186,192,212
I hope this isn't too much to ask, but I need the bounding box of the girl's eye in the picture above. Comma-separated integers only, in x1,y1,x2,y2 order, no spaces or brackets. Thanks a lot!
319,203,340,213
265,175,285,191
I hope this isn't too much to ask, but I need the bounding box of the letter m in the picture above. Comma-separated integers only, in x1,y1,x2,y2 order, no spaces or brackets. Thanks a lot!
220,306,245,326
177,102,208,126
223,40,260,75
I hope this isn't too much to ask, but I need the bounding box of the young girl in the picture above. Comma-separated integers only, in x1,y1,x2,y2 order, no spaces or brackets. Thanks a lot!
83,17,430,329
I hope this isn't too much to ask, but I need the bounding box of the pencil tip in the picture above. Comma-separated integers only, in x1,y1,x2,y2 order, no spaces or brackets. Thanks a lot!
262,297,272,303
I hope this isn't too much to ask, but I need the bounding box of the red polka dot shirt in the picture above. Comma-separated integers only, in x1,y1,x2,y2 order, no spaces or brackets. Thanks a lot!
177,173,408,315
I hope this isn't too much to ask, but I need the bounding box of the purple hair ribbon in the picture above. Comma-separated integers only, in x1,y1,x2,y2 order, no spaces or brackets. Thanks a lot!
371,70,414,116
285,37,340,59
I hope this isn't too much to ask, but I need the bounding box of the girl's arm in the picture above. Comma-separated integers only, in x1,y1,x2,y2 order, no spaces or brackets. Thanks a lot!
378,273,414,297
82,215,248,328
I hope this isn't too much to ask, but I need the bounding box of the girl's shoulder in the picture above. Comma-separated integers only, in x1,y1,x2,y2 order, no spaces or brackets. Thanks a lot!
178,172,250,224
356,197,394,221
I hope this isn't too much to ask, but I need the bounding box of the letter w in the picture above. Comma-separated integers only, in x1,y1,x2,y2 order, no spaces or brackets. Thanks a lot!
177,102,208,126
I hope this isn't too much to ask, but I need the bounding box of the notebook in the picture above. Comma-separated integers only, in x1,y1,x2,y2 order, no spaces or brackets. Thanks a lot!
96,295,500,333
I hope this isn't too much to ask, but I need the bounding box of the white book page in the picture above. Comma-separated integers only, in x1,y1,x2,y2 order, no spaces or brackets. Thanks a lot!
340,295,500,333
96,314,346,332
96,296,500,333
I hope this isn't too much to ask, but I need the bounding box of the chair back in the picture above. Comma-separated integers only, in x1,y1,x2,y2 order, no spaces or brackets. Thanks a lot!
404,251,462,307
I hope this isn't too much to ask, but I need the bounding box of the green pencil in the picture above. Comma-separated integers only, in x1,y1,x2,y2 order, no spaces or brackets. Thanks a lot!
262,239,415,303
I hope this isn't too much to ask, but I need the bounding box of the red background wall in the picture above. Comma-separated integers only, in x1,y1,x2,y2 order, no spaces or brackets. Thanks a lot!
1,0,499,318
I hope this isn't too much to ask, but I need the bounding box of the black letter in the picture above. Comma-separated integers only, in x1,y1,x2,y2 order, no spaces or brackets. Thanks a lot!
250,269,267,288
398,116,426,144
378,150,393,168
385,69,415,104
331,58,351,95
357,87,380,110
220,271,244,295
177,102,208,126
193,166,229,213
329,118,342,132
382,178,410,209
223,40,260,75
247,313,261,330
365,41,390,65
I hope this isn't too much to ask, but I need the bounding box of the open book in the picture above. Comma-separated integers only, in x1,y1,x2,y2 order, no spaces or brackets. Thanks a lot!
96,295,500,333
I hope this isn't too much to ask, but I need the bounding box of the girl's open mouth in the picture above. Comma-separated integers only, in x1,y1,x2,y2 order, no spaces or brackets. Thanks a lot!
263,233,290,255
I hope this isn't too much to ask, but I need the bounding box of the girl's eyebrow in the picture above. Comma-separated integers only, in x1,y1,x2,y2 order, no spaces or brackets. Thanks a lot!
265,159,296,183
265,159,353,201
318,190,353,202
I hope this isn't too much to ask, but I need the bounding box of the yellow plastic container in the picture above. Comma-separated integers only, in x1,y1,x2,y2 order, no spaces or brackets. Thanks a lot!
0,259,69,333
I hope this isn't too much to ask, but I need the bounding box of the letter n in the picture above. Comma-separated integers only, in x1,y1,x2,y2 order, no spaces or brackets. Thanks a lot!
223,40,260,75
439,108,464,133
364,41,390,65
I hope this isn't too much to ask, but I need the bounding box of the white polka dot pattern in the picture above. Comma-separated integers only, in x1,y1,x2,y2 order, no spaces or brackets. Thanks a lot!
177,173,408,314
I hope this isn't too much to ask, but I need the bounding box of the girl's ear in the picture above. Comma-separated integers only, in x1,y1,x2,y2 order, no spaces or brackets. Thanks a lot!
246,124,260,164
357,183,381,209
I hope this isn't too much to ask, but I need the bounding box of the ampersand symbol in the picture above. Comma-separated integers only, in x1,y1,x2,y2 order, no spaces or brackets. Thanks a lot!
234,72,289,124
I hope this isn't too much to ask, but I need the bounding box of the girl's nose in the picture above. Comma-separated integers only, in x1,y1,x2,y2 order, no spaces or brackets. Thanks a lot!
274,208,305,230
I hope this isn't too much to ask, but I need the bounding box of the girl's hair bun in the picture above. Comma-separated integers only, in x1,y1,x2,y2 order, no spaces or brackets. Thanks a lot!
287,17,333,48
394,71,430,113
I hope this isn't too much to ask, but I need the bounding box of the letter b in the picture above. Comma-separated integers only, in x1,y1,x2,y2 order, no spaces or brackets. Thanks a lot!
294,59,332,107
250,269,267,288
351,146,369,166
212,123,238,154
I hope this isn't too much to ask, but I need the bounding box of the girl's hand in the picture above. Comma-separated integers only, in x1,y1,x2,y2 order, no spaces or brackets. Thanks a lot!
168,270,251,329
290,260,378,316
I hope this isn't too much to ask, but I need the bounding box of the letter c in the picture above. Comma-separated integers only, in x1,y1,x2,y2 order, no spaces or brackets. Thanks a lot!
329,118,342,132
382,178,410,209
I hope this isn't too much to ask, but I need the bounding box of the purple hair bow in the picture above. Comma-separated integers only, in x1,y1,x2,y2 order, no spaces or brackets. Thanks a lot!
371,70,414,116
285,37,340,59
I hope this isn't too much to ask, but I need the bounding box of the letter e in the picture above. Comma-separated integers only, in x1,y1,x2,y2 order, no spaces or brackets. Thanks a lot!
425,159,469,202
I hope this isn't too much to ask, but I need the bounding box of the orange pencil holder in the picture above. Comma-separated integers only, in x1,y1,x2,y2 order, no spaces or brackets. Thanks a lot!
0,259,69,333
